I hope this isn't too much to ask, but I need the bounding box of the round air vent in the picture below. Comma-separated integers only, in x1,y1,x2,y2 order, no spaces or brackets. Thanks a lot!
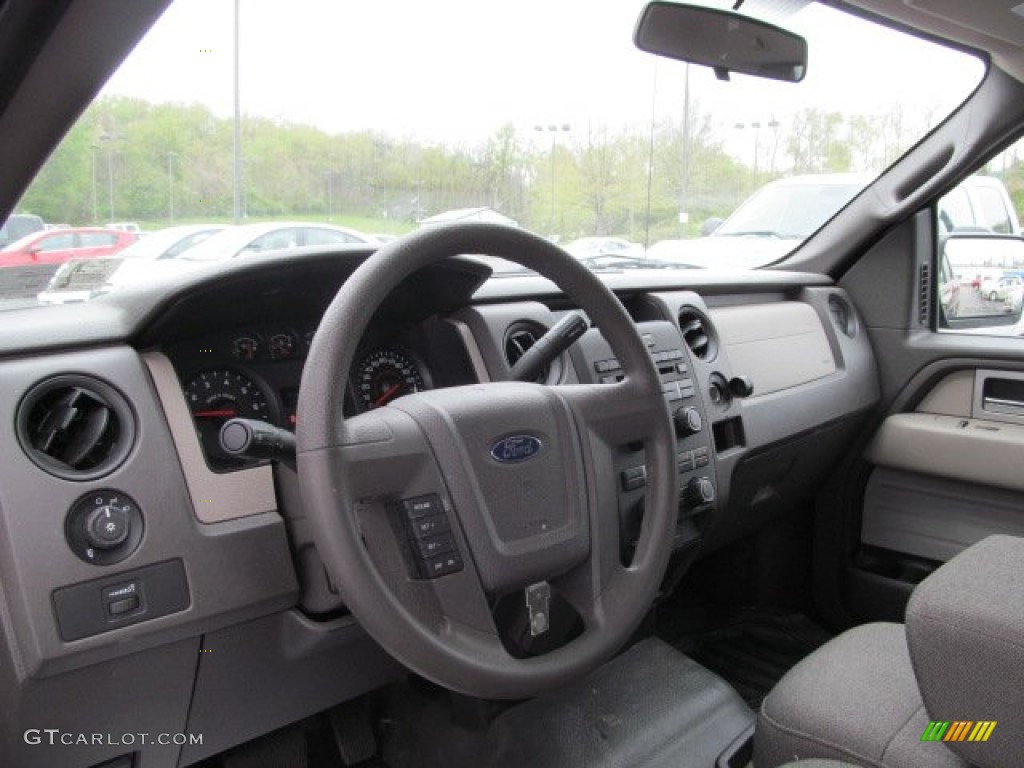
677,307,717,362
503,320,562,384
16,375,136,480
828,294,857,338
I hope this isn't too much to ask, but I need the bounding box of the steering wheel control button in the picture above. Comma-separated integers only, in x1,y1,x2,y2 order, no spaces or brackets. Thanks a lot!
422,552,464,579
65,490,144,565
415,533,456,559
401,494,444,520
409,514,450,539
394,494,464,579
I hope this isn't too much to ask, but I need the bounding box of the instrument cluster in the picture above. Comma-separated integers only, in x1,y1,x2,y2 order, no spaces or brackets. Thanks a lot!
175,324,433,471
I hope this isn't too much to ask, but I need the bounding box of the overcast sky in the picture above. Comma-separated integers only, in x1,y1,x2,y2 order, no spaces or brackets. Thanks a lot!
104,0,985,161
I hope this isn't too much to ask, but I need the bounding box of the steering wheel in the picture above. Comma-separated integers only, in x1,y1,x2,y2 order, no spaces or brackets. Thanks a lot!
297,223,678,699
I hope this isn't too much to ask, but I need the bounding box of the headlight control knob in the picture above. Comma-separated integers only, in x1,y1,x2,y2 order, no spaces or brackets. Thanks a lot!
65,490,144,565
84,506,131,550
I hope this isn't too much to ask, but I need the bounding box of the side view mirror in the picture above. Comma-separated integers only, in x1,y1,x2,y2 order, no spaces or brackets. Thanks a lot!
940,234,1024,330
633,2,807,83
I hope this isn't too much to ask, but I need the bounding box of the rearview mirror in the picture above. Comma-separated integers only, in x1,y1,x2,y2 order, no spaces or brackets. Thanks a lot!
633,2,807,83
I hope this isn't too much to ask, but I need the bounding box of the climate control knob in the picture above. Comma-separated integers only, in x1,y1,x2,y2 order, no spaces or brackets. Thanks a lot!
683,476,716,508
674,406,702,436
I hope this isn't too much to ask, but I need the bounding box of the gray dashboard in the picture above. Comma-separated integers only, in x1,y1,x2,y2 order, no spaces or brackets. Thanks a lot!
0,247,878,767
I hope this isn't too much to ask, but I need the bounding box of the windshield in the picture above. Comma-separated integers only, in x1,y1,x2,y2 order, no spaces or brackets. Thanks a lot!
0,0,984,307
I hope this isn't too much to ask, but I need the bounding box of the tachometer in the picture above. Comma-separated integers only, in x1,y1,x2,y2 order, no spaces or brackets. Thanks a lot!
185,368,273,470
355,349,426,410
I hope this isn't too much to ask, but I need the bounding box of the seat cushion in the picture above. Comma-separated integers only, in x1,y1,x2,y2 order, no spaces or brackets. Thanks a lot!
776,761,867,767
755,623,967,768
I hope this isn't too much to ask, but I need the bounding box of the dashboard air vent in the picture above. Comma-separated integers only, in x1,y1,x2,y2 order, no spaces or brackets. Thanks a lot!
828,294,857,338
17,376,135,480
677,307,717,361
504,320,560,384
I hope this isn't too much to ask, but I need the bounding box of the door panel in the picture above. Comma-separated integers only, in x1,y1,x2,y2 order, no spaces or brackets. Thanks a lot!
814,208,1024,627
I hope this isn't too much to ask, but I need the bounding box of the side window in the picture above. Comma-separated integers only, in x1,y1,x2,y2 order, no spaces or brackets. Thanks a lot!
248,229,300,252
77,232,117,248
938,187,973,232
974,187,1013,234
38,233,74,251
163,230,218,259
302,227,361,246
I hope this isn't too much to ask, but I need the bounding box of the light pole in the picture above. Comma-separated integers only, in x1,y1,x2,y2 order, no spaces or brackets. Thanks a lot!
534,123,571,236
166,151,176,223
232,0,243,225
99,132,123,222
324,170,333,221
90,144,100,224
734,118,779,187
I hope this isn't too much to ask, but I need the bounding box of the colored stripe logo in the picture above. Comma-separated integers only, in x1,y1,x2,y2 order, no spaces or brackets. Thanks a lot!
921,721,996,743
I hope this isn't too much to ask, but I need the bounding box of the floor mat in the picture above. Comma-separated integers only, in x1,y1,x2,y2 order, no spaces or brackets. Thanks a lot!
658,604,832,710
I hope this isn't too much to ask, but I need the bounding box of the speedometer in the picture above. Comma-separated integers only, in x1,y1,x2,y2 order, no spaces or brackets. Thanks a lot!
355,349,426,410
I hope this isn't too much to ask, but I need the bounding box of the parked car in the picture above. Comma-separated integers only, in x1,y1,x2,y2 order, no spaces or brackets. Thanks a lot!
655,173,1020,269
0,226,136,267
106,221,143,234
180,222,374,261
0,212,45,248
36,224,227,304
938,174,1021,235
979,274,1023,302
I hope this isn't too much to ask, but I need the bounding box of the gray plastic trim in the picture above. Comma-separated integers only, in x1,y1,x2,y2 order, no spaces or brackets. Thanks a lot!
0,346,297,678
916,370,974,417
862,467,1024,561
445,317,491,383
709,301,836,396
866,412,1024,493
143,351,276,523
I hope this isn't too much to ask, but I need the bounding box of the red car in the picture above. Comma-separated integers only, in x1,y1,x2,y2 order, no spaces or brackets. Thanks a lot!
0,227,136,267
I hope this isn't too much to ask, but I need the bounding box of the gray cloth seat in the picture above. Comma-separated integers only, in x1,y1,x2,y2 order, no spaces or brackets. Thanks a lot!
755,623,967,767
776,761,865,767
755,535,1024,768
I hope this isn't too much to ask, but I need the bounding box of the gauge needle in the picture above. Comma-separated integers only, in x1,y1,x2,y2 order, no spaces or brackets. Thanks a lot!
193,409,237,418
373,385,401,407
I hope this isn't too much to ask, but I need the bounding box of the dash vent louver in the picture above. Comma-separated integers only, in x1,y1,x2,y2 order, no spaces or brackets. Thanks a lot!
677,307,717,361
504,320,559,384
17,376,135,480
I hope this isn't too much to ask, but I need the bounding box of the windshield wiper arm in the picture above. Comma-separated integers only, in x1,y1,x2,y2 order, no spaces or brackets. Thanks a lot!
715,230,786,239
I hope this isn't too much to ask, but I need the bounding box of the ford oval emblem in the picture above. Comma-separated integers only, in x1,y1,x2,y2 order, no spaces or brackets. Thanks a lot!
490,435,543,463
